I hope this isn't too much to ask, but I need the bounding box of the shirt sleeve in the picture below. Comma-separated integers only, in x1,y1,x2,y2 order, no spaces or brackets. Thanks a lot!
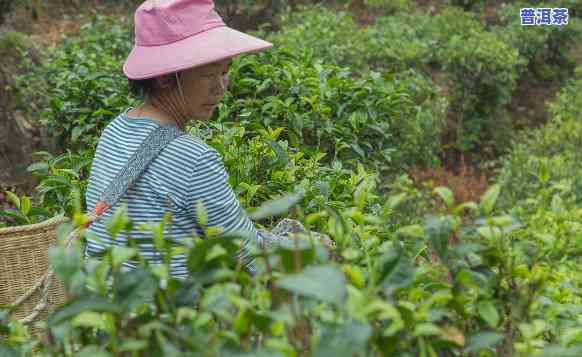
186,148,263,274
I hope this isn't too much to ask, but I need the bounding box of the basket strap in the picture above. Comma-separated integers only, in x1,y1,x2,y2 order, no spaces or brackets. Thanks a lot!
15,123,186,324
88,124,186,222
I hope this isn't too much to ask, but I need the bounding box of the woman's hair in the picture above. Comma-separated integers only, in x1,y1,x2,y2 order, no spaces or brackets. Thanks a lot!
128,73,180,99
128,78,156,99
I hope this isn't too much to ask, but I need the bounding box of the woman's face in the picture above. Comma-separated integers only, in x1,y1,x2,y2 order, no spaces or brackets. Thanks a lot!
179,58,232,120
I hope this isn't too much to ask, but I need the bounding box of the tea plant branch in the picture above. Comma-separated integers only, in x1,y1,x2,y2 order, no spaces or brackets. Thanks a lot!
260,242,279,304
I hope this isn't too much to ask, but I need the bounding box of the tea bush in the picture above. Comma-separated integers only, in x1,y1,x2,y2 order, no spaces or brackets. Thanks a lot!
15,13,446,177
364,0,412,15
267,6,435,73
496,70,582,208
496,118,582,208
225,49,446,174
362,14,434,73
4,175,582,356
268,6,521,154
268,4,582,155
432,19,520,152
493,1,582,81
547,70,582,123
14,15,135,151
22,123,384,231
405,7,521,153
265,6,371,71
4,5,582,356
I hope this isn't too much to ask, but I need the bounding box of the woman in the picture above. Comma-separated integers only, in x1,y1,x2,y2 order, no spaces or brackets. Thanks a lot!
84,0,276,278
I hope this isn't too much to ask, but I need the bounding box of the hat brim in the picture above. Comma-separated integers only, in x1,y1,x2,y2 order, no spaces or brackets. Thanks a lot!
123,26,273,80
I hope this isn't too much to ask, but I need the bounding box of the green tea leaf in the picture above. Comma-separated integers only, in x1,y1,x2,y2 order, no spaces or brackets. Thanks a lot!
105,205,130,240
477,226,501,240
111,246,137,268
464,332,503,352
196,200,208,227
268,139,290,166
424,215,454,262
452,201,478,215
396,224,424,238
386,193,407,210
434,186,454,208
477,301,499,327
20,196,31,216
538,161,550,184
26,161,49,172
313,320,372,357
49,295,122,326
71,126,84,142
71,311,106,329
249,190,304,220
5,191,20,209
278,265,347,305
413,323,441,337
376,245,415,296
119,339,148,352
49,245,84,288
114,268,158,310
480,184,501,215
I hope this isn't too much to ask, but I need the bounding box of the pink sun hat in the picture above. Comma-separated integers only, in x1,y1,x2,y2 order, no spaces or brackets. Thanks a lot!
123,0,274,80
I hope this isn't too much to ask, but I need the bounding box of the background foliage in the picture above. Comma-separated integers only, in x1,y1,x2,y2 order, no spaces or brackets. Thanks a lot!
2,1,582,356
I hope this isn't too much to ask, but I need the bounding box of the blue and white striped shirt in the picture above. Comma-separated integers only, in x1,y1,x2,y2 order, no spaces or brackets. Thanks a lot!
85,107,260,278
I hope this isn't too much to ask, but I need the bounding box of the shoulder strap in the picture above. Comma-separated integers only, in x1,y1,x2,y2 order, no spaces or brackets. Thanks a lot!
90,124,186,219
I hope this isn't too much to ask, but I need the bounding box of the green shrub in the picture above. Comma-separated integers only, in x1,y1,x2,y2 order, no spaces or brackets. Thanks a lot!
371,7,523,153
421,8,519,153
15,13,445,176
4,9,582,356
496,73,582,207
3,12,446,233
26,149,93,217
0,190,50,227
269,7,434,73
547,68,582,123
365,14,434,73
0,31,28,52
365,0,412,14
270,6,521,154
496,119,582,208
14,15,135,151
266,5,371,70
4,177,582,356
190,121,380,222
436,29,521,152
225,49,446,174
494,1,582,79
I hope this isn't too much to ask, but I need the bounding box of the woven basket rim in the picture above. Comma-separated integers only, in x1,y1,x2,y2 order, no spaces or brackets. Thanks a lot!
0,215,70,235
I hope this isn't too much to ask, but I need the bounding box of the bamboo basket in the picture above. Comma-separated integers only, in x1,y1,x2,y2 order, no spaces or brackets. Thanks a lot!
0,215,70,333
